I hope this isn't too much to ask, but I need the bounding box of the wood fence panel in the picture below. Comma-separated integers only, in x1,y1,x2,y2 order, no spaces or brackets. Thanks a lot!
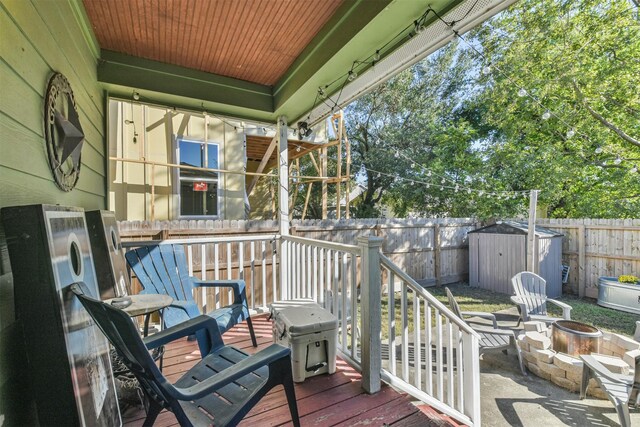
538,218,640,298
119,218,638,297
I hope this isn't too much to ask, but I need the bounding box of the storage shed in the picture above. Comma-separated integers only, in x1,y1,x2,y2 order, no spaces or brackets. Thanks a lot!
468,221,564,297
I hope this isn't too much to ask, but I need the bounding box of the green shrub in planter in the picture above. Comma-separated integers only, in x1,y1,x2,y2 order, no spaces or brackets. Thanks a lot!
618,275,640,285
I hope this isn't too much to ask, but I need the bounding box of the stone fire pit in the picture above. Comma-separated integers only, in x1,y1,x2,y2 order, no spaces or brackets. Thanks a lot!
517,321,640,399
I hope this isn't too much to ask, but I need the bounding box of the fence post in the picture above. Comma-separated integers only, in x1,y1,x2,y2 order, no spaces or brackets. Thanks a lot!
462,333,481,425
434,224,441,286
578,225,586,298
358,235,384,394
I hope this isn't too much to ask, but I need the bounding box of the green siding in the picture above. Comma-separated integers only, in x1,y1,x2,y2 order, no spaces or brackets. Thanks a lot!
0,0,106,424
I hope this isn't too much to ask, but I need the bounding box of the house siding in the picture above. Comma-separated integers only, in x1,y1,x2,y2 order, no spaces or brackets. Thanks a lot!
108,100,247,221
0,0,105,424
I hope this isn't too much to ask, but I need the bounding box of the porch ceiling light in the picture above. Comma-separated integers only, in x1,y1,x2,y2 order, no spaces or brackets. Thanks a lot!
297,121,312,139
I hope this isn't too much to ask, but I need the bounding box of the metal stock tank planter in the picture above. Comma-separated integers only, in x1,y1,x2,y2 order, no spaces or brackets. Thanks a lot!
597,277,640,315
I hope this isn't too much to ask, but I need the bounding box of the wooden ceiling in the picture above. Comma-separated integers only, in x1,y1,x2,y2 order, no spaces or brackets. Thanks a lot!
83,0,344,86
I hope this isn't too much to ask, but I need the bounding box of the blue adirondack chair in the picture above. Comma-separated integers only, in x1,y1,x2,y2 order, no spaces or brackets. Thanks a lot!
125,244,257,349
71,282,299,427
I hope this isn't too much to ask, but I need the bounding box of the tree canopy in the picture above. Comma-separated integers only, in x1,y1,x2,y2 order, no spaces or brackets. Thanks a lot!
341,0,639,219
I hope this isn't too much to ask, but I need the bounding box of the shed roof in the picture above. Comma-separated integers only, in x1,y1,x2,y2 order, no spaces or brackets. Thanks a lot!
468,221,563,237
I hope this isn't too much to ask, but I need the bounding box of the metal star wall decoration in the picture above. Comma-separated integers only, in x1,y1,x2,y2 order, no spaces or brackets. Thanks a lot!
44,73,85,191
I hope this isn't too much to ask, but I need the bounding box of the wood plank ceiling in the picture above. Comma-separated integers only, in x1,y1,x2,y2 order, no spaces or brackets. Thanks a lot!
83,0,345,86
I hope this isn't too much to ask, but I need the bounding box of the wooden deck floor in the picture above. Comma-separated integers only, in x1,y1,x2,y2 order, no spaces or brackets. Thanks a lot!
122,315,460,427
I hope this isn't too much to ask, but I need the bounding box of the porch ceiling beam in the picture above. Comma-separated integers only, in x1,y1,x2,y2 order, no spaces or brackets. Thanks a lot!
98,50,273,112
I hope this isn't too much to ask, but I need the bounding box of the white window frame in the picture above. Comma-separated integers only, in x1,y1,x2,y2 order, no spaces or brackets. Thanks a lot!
175,137,223,219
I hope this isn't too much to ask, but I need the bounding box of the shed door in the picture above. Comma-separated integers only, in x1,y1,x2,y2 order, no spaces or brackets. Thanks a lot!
478,234,526,294
538,237,562,298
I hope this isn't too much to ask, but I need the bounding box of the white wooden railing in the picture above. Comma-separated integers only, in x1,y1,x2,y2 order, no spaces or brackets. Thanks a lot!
380,254,481,426
280,235,364,368
122,234,280,312
122,234,480,426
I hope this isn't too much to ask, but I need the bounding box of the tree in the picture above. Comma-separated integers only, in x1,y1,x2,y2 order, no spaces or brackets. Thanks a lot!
342,0,639,219
468,0,640,218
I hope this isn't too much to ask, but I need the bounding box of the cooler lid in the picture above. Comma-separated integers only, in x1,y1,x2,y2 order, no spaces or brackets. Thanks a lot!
277,307,338,335
270,299,322,314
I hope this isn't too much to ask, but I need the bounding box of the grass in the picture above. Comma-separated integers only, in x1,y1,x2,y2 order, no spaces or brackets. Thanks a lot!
427,283,638,337
378,283,517,340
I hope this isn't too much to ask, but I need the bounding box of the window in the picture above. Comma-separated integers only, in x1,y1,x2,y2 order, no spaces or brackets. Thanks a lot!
178,139,219,216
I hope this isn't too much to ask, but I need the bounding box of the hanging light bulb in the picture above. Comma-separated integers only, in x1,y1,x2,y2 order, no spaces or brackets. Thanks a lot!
595,146,603,154
614,156,622,165
439,186,444,191
411,163,416,169
426,183,430,188
467,188,472,194
414,20,425,34
410,181,415,186
296,146,301,152
348,70,357,81
479,191,484,196
518,88,527,97
427,170,432,177
318,87,326,99
454,185,459,192
542,111,551,120
630,166,638,173
441,178,445,184
373,50,381,62
566,129,575,139
394,151,400,158
482,65,491,75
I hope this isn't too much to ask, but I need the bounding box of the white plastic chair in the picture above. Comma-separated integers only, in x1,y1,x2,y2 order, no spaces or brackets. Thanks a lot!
580,353,640,427
511,271,572,326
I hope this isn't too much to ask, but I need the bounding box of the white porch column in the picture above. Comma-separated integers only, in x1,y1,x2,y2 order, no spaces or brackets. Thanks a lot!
278,116,290,235
358,235,383,394
277,116,290,298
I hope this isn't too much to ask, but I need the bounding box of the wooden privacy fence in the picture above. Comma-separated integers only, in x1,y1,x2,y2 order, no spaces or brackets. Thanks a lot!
537,219,640,298
119,218,478,289
118,217,639,297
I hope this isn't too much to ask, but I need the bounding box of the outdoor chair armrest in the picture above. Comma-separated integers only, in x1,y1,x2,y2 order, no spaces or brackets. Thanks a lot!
482,327,517,337
510,296,530,322
192,279,247,305
547,298,572,319
580,355,633,386
172,344,291,400
461,311,498,328
144,315,221,354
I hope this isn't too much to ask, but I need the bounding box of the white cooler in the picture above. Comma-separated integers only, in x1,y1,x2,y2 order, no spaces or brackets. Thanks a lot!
273,306,338,382
269,298,322,317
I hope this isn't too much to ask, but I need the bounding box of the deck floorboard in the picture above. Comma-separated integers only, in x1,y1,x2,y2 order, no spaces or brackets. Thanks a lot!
122,314,460,426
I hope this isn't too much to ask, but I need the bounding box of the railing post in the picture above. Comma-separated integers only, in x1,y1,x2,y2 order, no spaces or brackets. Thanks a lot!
462,333,481,425
358,235,383,394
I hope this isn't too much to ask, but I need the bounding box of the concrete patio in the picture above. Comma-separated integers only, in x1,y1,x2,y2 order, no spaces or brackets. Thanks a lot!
475,309,640,426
